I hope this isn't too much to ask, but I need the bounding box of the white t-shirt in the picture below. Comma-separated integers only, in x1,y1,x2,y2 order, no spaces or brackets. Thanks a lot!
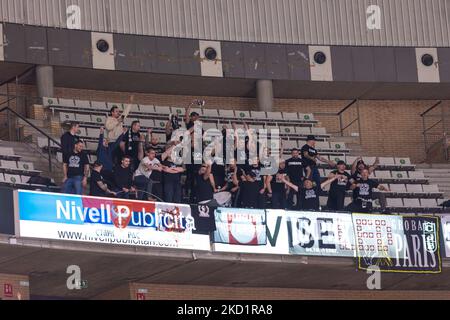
135,157,160,178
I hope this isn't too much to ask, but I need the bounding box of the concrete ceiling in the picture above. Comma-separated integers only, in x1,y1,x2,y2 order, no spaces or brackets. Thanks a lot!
0,236,449,299
2,62,450,100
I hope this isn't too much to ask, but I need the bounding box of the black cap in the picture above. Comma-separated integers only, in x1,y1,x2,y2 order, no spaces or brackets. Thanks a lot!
337,160,346,166
306,135,316,141
190,111,199,117
74,138,83,145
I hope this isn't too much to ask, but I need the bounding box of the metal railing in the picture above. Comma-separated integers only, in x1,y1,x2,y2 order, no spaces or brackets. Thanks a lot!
420,100,450,162
314,99,361,143
0,104,61,172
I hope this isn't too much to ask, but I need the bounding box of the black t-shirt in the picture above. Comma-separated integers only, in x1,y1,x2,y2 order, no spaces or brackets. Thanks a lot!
65,151,89,178
123,130,141,159
285,157,305,185
271,168,287,194
329,170,351,196
196,174,214,202
162,160,182,182
246,164,264,188
301,144,318,168
299,187,320,210
149,163,163,182
212,163,226,188
61,132,80,162
240,181,259,208
113,165,133,189
353,178,379,201
90,170,106,197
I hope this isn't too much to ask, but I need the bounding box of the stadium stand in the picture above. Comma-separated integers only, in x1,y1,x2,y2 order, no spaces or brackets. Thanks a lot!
36,97,446,213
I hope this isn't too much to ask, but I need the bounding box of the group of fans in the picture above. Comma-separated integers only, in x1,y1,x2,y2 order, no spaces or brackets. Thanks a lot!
60,101,389,213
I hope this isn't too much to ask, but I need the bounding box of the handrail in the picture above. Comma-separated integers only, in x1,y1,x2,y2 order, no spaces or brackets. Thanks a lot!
0,66,36,87
0,105,61,172
422,119,443,135
420,100,442,117
0,106,61,147
337,99,357,116
341,117,359,133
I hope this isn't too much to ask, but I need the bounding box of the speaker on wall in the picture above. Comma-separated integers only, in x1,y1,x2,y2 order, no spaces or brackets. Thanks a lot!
416,48,439,83
91,32,115,70
199,40,223,77
308,45,332,81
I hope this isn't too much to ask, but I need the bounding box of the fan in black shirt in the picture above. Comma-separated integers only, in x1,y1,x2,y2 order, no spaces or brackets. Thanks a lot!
350,156,379,181
113,155,136,199
280,174,339,211
211,162,226,192
245,159,267,209
120,121,144,171
60,122,80,163
196,163,215,203
285,148,311,209
266,160,288,209
239,170,261,209
300,135,336,190
348,168,389,213
326,160,352,211
89,162,116,197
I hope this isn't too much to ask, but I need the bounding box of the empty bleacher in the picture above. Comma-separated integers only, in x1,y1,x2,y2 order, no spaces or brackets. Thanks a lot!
0,144,58,191
41,97,447,213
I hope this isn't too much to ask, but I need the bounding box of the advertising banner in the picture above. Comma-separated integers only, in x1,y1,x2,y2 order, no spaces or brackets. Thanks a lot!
213,208,267,245
17,190,210,251
287,211,356,257
355,214,441,273
190,204,217,235
441,215,450,257
213,210,289,254
213,210,356,256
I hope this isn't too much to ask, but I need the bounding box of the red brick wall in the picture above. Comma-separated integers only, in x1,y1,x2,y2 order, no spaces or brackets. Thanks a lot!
124,283,450,300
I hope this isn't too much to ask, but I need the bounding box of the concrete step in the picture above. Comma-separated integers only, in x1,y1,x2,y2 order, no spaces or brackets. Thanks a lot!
417,163,450,169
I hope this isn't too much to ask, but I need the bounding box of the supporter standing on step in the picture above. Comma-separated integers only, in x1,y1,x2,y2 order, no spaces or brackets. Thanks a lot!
162,143,185,203
326,160,352,211
184,101,202,202
145,128,164,156
105,106,125,164
266,160,288,209
285,148,309,209
62,139,89,195
134,147,163,201
89,161,116,197
113,155,136,199
97,126,126,187
347,168,389,213
301,135,336,191
196,161,215,203
120,120,144,171
280,175,339,211
351,156,379,180
61,121,80,163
